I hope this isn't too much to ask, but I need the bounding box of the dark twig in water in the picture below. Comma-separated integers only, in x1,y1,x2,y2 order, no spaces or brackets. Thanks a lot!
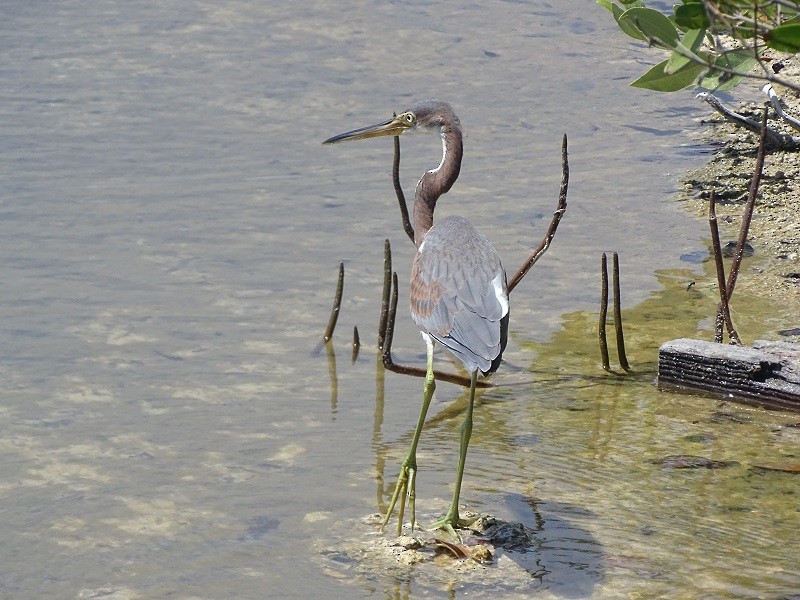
392,118,415,243
612,252,631,372
352,326,360,363
709,192,727,343
508,133,569,294
325,262,345,342
325,341,338,412
709,190,741,345
378,239,392,350
381,271,399,366
313,262,345,355
599,253,611,372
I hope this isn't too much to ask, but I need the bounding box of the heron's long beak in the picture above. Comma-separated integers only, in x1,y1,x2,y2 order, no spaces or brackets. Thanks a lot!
323,114,410,145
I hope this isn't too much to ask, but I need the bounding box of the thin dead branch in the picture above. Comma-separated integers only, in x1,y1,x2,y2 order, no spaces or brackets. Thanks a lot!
612,252,631,372
706,106,768,345
725,106,769,300
325,340,338,412
323,261,345,341
507,133,569,293
352,326,361,363
599,253,611,372
378,239,392,350
697,92,800,150
381,271,398,365
392,115,415,244
709,190,742,345
763,84,800,134
599,252,631,372
313,262,345,355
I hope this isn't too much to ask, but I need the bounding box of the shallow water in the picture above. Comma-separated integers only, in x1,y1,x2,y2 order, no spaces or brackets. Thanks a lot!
1,1,798,599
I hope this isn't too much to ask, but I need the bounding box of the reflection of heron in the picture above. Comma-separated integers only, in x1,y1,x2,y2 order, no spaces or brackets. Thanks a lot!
324,100,509,537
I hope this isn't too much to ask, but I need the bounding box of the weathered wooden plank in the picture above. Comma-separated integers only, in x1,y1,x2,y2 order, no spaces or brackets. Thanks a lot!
658,338,800,412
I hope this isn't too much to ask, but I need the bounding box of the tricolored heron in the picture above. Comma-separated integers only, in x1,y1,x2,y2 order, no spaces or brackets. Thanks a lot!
323,100,509,537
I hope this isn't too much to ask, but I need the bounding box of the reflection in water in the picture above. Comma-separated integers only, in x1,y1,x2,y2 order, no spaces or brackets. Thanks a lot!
373,353,388,514
325,341,339,415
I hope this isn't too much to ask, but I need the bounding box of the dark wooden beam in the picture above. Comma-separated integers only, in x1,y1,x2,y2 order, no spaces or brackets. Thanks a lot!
658,339,800,412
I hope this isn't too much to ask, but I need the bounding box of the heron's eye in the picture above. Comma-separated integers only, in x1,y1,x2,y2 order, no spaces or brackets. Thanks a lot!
403,112,415,125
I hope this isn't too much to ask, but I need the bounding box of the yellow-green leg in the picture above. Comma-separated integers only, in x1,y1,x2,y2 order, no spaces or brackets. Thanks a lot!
431,369,479,539
381,334,437,535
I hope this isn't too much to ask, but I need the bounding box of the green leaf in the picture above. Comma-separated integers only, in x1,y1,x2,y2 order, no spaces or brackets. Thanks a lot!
597,1,649,41
765,23,800,53
665,28,706,74
619,7,680,48
596,0,645,16
697,49,758,92
674,3,710,30
631,59,706,92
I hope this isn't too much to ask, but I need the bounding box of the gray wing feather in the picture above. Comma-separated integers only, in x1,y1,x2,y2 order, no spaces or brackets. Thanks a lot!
409,216,509,373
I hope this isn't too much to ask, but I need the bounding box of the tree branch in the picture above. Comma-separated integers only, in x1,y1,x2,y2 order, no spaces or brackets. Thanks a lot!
391,114,415,244
507,134,569,293
725,106,769,299
697,92,800,149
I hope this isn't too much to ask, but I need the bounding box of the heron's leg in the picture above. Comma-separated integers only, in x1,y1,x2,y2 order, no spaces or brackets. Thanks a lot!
381,334,436,535
431,369,479,539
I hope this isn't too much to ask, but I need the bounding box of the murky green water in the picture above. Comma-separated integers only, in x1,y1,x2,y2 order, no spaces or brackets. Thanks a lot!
518,262,800,598
1,1,797,599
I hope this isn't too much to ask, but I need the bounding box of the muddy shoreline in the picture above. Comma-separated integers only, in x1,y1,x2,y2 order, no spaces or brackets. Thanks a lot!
678,55,800,327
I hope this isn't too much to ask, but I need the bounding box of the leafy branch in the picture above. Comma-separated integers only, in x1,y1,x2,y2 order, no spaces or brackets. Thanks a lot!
598,0,800,93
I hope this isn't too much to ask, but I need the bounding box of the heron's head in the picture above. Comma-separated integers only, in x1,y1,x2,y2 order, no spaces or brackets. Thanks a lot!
322,99,461,145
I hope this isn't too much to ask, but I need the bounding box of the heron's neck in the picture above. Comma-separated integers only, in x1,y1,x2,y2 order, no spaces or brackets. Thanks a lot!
413,125,463,247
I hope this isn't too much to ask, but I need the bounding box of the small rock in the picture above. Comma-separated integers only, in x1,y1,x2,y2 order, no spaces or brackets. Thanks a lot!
722,241,754,258
395,535,424,550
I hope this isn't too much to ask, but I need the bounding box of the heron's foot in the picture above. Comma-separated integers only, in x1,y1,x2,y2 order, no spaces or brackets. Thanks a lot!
381,458,417,535
430,509,478,540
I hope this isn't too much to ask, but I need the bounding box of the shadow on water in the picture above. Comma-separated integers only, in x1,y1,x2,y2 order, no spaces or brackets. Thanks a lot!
501,494,604,599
